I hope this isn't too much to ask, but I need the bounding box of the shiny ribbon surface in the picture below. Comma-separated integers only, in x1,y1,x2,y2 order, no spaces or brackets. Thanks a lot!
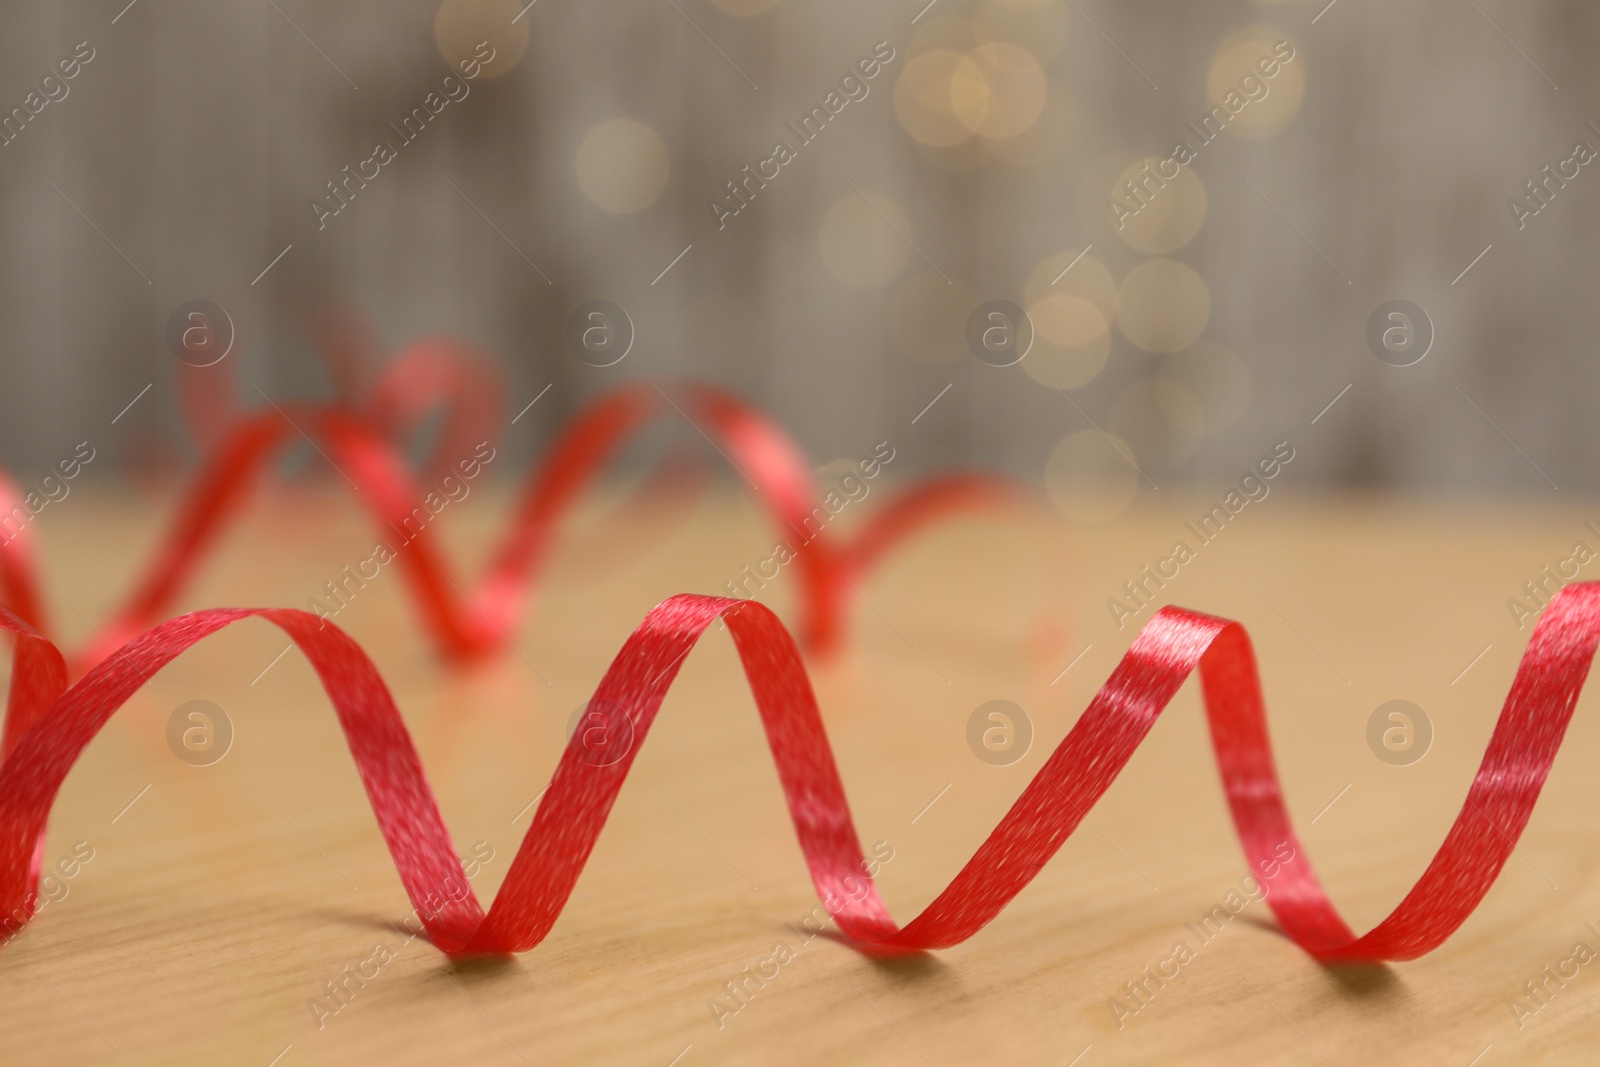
0,339,1586,964
0,584,1596,961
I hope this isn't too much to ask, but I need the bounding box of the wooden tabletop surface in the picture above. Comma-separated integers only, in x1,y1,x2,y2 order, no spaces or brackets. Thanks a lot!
2,480,1598,1066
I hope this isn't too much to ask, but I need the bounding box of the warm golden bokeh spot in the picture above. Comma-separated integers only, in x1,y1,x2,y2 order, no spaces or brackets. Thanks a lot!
1111,157,1208,254
1021,294,1110,390
1206,30,1304,139
1022,333,1110,390
1160,341,1251,433
575,119,670,214
951,43,1047,140
1116,259,1210,353
895,49,976,147
435,0,530,79
1031,293,1105,347
1025,251,1117,318
891,273,973,365
818,192,914,289
1045,430,1140,522
948,55,994,138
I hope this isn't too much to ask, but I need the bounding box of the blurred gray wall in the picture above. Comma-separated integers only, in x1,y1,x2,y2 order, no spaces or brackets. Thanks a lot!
0,0,1596,494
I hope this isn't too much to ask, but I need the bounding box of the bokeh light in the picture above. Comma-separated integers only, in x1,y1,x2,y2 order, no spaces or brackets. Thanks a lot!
1045,430,1140,522
1115,259,1210,353
1206,30,1304,139
819,191,914,289
575,119,670,214
951,43,1047,140
1021,294,1110,389
1023,251,1116,389
1024,251,1117,317
1111,157,1207,254
435,0,530,78
895,49,976,148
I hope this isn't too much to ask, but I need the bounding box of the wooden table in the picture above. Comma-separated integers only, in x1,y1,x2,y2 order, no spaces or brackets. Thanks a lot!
3,481,1597,1066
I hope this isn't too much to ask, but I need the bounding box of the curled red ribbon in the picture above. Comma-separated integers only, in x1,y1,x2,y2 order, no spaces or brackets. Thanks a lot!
1,379,1017,672
1,581,1596,961
0,325,1576,966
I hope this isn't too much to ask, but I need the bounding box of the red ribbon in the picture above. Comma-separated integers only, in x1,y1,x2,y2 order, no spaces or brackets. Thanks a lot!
1,380,1017,672
3,326,1575,965
1,582,1596,960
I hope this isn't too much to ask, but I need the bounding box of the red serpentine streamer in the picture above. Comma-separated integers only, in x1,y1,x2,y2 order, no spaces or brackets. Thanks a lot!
0,581,1597,961
0,379,1018,672
0,342,1581,965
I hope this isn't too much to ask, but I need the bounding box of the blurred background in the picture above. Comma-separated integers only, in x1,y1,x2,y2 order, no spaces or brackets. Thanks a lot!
0,0,1595,515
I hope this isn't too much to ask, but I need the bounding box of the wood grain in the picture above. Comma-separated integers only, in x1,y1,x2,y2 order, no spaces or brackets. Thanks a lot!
3,482,1598,1066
